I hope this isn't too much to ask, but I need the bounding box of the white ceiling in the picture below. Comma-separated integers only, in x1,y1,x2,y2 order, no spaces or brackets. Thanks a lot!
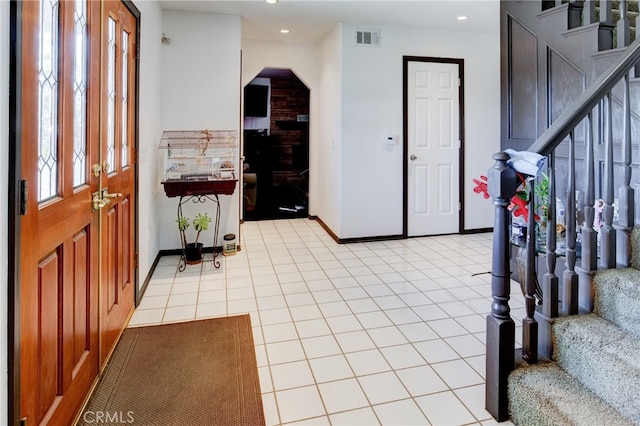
159,0,499,43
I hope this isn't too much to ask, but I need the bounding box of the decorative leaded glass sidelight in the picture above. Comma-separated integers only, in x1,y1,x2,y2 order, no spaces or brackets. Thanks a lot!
73,0,88,187
121,30,129,167
107,16,116,173
38,0,60,201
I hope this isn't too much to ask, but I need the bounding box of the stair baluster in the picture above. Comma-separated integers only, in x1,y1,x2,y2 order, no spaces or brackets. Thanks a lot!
601,92,617,268
617,72,634,266
599,0,616,50
523,178,538,363
584,0,597,24
617,0,631,47
582,111,598,274
563,131,579,315
601,0,614,23
581,112,598,311
568,0,584,29
544,152,560,318
635,15,640,76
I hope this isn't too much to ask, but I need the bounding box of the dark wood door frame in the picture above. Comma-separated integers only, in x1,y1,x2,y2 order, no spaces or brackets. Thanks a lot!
402,56,466,237
8,2,22,424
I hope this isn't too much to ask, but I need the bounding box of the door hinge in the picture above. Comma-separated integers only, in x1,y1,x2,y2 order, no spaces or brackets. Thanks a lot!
459,202,462,211
20,417,27,426
20,179,28,215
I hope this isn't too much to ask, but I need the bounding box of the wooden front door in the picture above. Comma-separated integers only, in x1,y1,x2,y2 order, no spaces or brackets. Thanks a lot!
15,1,138,424
98,0,137,366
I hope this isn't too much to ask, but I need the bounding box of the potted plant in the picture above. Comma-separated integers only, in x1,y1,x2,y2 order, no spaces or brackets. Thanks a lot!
177,212,212,264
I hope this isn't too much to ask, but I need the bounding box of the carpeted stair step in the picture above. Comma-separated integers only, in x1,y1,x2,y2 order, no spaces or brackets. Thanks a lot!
594,266,640,338
508,362,632,426
553,314,640,423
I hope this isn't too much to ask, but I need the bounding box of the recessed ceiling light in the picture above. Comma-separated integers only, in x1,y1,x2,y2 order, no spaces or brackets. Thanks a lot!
457,16,468,21
265,0,278,4
280,29,290,34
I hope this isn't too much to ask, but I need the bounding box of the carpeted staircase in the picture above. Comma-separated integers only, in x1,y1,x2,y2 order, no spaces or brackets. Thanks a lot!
508,228,640,425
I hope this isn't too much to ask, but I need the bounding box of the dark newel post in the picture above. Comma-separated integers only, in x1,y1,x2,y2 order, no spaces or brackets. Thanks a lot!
486,152,517,422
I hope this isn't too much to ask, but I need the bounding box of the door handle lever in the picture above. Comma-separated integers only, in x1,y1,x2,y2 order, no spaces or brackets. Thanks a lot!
410,155,417,161
92,191,109,210
92,190,123,210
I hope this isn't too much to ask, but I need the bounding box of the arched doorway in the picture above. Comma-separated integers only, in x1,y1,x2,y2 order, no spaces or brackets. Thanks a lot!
243,68,310,220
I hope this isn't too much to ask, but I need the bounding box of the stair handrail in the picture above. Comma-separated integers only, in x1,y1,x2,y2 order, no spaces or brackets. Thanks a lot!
529,35,640,156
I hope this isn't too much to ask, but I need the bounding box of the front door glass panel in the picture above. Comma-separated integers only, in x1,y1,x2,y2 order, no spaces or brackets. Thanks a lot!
107,16,116,173
121,30,129,167
73,0,88,188
38,0,60,202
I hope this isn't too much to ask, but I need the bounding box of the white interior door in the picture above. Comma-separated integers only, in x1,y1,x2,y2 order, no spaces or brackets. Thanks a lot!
407,60,461,236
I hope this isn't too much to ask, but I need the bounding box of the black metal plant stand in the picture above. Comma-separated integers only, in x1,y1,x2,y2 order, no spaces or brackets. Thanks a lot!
177,194,221,271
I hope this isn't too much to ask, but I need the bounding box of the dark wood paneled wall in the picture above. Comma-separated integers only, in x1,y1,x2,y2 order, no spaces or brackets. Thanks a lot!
501,1,640,204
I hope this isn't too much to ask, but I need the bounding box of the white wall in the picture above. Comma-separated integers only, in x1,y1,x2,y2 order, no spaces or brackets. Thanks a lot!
156,10,242,249
0,1,8,421
134,0,163,285
316,26,344,233
338,23,500,238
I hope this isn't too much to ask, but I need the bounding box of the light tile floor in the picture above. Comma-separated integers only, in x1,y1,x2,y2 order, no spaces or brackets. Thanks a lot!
130,219,521,425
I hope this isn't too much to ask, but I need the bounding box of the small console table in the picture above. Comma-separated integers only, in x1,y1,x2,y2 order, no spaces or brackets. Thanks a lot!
176,194,222,271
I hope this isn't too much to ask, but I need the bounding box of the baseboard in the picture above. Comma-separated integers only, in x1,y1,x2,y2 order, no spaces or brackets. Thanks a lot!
308,216,339,242
137,252,163,307
462,227,493,234
339,234,405,244
138,246,223,306
310,216,492,243
310,216,404,244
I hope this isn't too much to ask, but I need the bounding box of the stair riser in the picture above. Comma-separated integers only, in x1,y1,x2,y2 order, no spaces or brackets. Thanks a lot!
553,316,640,423
594,268,640,337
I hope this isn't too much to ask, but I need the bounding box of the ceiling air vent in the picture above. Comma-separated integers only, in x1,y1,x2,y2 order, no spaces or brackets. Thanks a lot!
355,29,381,47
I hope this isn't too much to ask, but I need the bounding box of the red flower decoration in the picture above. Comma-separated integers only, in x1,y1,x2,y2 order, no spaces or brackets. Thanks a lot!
473,172,540,223
472,175,489,199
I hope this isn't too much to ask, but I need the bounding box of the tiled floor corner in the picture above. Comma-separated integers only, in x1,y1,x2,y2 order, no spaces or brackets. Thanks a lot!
130,218,519,426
